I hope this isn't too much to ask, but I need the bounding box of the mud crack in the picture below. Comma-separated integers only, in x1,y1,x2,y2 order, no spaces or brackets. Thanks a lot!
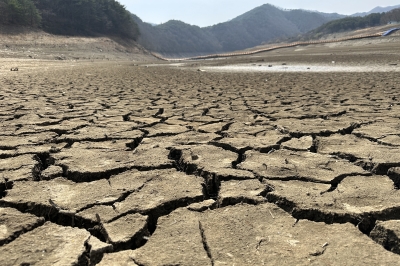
199,221,215,266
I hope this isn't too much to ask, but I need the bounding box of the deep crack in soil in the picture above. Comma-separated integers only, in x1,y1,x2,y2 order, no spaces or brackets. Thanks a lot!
1,37,400,264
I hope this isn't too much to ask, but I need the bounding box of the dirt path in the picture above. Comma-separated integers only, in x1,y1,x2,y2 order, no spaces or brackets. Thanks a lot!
1,38,400,265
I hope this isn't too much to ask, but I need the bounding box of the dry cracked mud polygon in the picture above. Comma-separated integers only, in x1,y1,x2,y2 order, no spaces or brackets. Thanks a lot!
1,50,400,265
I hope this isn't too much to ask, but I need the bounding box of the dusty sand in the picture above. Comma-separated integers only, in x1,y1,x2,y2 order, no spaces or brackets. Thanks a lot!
1,34,400,265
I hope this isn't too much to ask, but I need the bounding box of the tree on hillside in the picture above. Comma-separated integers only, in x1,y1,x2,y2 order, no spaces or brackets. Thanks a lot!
311,12,384,35
32,0,139,39
381,8,400,24
0,0,41,26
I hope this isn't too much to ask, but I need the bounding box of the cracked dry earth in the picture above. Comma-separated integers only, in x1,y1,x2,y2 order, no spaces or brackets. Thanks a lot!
1,58,400,266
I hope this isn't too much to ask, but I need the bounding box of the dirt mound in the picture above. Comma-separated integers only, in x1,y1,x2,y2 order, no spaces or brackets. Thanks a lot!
0,27,154,61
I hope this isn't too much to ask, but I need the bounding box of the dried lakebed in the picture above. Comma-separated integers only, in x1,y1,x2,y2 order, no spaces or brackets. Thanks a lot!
1,60,400,265
203,63,400,73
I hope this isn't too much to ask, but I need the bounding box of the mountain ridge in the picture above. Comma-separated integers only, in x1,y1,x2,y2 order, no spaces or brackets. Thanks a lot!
133,4,344,57
352,4,400,17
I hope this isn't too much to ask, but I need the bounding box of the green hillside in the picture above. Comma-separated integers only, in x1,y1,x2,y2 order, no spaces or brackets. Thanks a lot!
0,0,41,26
132,15,221,56
308,8,400,38
0,0,139,40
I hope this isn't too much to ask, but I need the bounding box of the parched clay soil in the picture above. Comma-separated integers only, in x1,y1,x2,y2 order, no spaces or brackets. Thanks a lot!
1,35,400,265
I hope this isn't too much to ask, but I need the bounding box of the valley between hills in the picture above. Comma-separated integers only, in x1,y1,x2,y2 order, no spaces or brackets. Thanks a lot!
1,2,400,265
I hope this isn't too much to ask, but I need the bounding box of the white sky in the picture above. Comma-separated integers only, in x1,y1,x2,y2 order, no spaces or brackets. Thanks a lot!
118,0,400,27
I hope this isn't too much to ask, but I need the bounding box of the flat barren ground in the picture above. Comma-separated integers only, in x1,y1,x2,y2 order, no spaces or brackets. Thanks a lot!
1,36,400,265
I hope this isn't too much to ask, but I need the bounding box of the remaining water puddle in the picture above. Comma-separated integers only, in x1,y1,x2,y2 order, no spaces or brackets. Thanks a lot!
203,63,399,73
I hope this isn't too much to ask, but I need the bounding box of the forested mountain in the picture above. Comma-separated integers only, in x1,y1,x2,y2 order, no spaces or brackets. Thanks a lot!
382,8,400,24
0,0,139,40
308,8,400,37
133,4,343,56
0,0,41,26
352,5,400,17
206,5,344,52
311,13,382,36
132,15,222,56
2,1,399,57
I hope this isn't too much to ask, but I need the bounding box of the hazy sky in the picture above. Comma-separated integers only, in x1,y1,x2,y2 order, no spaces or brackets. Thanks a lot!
118,0,400,27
